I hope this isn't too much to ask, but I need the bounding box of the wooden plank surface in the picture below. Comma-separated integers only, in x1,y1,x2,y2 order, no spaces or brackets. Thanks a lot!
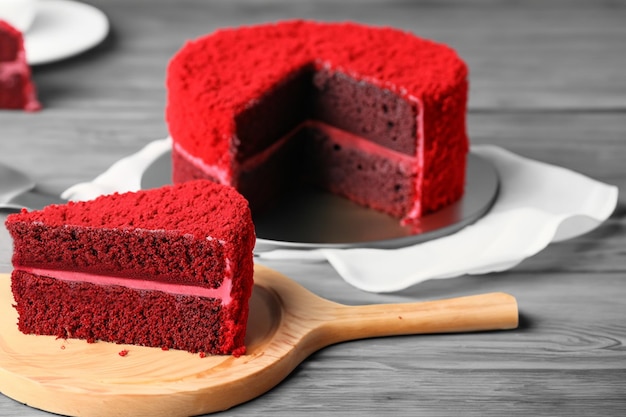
1,0,625,416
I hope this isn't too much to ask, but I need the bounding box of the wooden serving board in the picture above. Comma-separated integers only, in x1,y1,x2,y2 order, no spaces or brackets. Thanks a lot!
0,265,518,417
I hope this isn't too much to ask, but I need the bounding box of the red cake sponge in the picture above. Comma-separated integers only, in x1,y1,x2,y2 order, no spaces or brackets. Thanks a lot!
6,180,255,355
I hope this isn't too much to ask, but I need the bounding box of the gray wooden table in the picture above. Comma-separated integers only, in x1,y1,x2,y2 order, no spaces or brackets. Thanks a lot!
1,0,625,415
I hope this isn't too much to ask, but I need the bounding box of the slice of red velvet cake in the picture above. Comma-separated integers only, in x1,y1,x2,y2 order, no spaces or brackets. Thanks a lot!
166,20,468,226
5,180,255,356
0,20,40,111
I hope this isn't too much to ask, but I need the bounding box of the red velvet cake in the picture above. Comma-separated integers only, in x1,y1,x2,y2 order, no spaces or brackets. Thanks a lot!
166,20,468,225
5,180,255,356
0,20,40,111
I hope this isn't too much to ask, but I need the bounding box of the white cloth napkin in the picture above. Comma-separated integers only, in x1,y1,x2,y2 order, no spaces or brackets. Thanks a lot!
62,140,618,293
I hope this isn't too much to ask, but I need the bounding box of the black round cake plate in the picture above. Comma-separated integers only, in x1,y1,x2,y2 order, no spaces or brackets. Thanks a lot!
141,152,499,250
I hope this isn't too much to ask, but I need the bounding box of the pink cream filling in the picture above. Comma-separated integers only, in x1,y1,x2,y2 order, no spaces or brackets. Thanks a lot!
16,266,234,305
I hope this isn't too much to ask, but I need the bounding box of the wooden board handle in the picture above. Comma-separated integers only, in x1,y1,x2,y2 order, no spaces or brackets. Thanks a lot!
319,292,519,344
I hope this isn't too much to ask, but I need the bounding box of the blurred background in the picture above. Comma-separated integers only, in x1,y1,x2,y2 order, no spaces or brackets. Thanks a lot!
2,0,625,196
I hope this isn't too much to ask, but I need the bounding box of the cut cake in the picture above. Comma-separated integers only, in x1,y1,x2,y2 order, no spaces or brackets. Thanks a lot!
167,20,469,226
0,20,40,111
5,180,255,356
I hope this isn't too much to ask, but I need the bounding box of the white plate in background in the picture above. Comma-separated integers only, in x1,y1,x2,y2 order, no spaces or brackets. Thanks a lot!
25,0,109,65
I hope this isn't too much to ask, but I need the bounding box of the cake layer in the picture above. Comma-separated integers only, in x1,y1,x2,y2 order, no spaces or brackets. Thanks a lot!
9,222,229,288
310,67,417,156
299,122,418,218
11,270,242,355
